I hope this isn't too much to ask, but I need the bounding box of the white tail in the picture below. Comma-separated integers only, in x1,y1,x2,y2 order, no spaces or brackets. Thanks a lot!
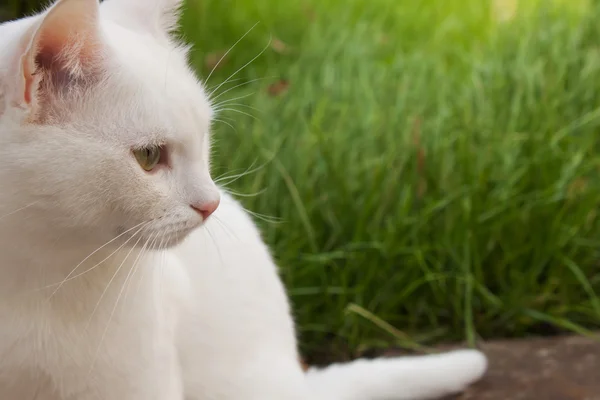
305,349,487,400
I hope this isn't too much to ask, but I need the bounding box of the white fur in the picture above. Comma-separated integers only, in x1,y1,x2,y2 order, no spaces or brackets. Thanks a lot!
0,1,487,399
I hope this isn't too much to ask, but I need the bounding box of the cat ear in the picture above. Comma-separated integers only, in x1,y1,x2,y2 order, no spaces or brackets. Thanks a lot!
101,0,183,40
15,0,103,110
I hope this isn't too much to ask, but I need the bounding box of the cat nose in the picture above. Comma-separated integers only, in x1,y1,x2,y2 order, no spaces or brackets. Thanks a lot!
191,199,220,221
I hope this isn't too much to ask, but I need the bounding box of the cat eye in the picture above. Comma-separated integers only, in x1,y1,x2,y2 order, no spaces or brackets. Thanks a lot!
133,146,164,171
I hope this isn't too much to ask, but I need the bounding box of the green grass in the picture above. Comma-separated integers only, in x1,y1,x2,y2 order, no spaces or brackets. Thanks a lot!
0,0,42,21
180,0,600,360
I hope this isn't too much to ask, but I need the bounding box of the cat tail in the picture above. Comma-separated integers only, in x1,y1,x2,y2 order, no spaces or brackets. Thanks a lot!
304,349,487,400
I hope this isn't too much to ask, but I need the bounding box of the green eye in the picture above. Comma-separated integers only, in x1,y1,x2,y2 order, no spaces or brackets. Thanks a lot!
133,146,162,171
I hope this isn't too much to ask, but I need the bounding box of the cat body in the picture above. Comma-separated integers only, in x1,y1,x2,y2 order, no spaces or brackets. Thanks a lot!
0,1,487,399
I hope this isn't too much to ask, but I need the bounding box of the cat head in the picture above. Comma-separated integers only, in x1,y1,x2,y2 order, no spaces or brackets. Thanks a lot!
0,0,219,249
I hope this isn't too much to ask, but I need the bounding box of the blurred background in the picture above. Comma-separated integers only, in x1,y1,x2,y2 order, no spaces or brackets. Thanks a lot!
3,0,600,364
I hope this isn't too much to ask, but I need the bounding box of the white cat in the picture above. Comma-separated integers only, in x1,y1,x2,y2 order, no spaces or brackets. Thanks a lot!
0,0,487,399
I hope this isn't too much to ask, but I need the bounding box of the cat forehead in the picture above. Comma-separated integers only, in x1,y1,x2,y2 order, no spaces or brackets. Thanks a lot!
103,21,210,110
100,21,212,145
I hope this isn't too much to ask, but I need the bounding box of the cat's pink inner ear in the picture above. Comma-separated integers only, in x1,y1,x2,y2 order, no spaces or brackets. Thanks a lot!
20,0,102,106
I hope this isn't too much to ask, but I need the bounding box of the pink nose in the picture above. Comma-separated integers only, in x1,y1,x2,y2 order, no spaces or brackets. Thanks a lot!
191,199,220,221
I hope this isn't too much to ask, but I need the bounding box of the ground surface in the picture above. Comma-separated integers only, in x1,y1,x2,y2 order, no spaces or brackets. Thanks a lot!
386,335,600,400
458,335,600,400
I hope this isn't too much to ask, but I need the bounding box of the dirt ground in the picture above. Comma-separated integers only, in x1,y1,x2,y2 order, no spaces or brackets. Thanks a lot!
385,334,600,400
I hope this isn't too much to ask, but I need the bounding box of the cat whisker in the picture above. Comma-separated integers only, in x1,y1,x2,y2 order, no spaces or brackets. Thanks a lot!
154,232,169,328
44,221,151,299
214,160,270,186
162,233,172,251
158,232,169,305
132,232,161,301
86,231,153,381
212,91,260,108
204,22,260,86
213,107,258,121
211,214,239,241
214,104,263,118
214,102,262,112
213,114,236,123
85,231,146,329
119,231,155,308
118,234,150,306
0,200,41,222
209,75,274,103
220,187,267,198
206,77,246,94
242,207,282,224
205,225,225,268
212,118,237,133
155,230,166,252
208,35,273,99
213,160,259,183
116,231,155,311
